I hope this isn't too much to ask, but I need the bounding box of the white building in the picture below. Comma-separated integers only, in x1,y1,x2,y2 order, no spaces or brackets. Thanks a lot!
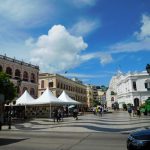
106,71,150,108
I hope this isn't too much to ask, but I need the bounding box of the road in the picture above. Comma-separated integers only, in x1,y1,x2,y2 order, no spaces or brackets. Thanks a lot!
0,111,149,150
0,131,128,150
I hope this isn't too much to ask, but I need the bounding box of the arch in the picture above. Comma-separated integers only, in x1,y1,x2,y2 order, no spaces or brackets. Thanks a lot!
0,65,3,72
22,87,28,93
134,98,139,107
30,88,35,97
15,69,21,79
23,71,28,81
31,73,35,83
6,67,12,77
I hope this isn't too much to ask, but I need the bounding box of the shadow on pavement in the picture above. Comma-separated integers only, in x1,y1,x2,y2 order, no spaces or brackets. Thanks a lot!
0,138,28,146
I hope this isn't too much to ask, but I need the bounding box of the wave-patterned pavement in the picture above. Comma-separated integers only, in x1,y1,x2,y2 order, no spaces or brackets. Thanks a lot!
2,111,150,133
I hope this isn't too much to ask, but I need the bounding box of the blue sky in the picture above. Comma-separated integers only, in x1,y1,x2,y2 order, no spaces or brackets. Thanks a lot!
0,0,150,86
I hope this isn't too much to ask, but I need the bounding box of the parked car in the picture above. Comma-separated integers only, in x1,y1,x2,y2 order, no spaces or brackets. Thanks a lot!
127,129,150,150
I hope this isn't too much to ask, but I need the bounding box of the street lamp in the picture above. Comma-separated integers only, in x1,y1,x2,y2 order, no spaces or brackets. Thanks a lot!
146,64,150,75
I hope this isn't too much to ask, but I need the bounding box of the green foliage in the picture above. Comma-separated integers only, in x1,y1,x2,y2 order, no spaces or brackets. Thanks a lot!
93,100,101,107
0,71,17,103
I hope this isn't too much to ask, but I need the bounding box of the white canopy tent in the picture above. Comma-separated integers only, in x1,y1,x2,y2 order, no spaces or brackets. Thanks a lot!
58,90,81,105
15,90,35,106
31,88,63,105
30,88,64,118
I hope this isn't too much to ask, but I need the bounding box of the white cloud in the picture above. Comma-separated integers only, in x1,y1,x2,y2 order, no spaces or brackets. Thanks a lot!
0,0,54,28
134,14,150,40
72,0,97,7
99,53,113,65
110,38,150,53
109,14,150,54
70,19,100,36
30,25,88,73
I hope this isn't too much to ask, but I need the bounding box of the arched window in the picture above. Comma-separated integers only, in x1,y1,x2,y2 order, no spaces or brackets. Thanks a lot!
41,80,44,88
30,88,35,97
31,73,35,83
22,87,28,93
23,71,28,81
15,69,21,79
6,67,12,77
0,65,3,72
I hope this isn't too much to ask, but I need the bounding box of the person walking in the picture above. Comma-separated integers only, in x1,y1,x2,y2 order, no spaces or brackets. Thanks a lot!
136,107,141,118
53,108,58,123
127,106,132,117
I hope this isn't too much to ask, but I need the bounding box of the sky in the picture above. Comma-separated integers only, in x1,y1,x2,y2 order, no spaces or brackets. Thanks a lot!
0,0,150,86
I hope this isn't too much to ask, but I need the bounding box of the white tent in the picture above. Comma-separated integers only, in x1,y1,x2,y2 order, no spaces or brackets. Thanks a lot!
30,88,64,118
31,88,62,105
58,90,81,105
15,90,35,106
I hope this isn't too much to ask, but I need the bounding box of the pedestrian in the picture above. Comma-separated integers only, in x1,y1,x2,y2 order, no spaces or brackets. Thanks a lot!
127,106,132,117
73,106,78,120
53,108,58,123
136,107,141,118
99,105,103,117
132,106,137,117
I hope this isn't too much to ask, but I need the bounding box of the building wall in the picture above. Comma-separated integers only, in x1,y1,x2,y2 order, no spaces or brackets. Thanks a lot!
106,71,150,108
38,73,87,106
0,54,39,98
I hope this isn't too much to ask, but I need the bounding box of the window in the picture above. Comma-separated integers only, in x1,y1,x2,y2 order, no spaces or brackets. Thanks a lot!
23,71,28,81
15,69,21,79
30,88,35,96
133,81,137,91
49,82,53,88
145,82,150,91
41,80,44,88
31,73,35,83
6,67,12,77
22,87,28,93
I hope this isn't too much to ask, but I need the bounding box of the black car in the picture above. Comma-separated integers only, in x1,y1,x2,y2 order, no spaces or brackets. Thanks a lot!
127,129,150,150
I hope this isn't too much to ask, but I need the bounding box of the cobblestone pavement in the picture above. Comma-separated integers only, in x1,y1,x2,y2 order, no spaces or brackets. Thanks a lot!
1,111,150,133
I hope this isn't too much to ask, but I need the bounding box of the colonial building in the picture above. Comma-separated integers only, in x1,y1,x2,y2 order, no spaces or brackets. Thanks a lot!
106,71,150,108
38,73,87,106
86,85,94,108
0,54,39,98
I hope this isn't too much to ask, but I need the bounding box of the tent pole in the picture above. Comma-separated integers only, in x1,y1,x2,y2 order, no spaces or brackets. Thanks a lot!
49,103,51,118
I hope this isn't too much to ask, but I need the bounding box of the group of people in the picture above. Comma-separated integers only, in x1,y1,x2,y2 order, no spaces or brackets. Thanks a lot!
52,107,65,122
93,105,104,117
52,106,79,122
127,106,141,118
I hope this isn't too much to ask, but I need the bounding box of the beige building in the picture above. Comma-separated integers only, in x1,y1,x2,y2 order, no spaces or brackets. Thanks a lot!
86,85,94,108
0,54,39,98
38,73,87,106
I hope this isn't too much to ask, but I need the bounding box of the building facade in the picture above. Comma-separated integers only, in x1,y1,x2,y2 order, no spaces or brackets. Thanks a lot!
0,54,39,98
106,71,150,108
38,73,87,106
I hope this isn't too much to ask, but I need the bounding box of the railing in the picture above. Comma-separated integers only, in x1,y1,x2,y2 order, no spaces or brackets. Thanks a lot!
0,54,39,70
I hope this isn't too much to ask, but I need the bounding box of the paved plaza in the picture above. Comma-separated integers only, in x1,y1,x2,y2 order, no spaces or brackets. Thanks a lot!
1,111,150,133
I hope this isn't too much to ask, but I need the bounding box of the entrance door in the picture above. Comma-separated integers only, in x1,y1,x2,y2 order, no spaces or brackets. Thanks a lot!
134,98,139,107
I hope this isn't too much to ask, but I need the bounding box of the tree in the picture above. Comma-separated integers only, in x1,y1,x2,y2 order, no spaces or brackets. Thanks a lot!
0,71,17,103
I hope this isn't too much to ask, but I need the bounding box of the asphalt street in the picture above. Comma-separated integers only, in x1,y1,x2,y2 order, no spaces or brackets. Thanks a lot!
0,111,150,150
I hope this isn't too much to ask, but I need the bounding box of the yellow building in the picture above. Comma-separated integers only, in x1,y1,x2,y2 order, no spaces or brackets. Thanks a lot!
38,73,87,107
